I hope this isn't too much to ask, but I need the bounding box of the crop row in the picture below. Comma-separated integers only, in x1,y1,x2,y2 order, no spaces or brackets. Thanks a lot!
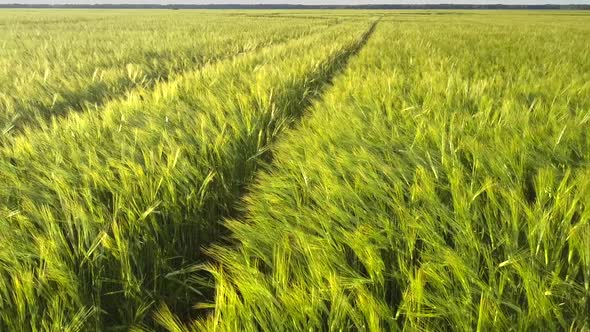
0,20,374,331
186,19,590,331
0,14,337,142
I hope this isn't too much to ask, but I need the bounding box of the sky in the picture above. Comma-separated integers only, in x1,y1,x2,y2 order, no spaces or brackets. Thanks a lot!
2,0,589,5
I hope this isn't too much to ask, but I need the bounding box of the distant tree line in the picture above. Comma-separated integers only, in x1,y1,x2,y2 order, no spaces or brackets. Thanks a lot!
1,3,589,10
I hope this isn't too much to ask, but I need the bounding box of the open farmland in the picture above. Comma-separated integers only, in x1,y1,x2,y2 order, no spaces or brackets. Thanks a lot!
1,9,589,331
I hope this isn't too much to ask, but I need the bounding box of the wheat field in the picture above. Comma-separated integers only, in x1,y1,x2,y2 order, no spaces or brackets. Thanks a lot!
0,9,589,331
